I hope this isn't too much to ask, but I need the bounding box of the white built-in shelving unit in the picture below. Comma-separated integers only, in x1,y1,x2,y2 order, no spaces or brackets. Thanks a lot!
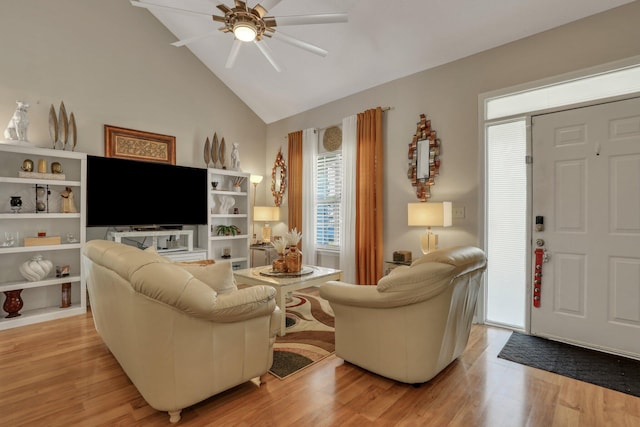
198,168,250,269
0,143,86,330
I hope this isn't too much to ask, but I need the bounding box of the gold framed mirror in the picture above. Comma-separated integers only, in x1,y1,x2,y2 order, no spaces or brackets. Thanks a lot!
271,148,287,206
407,113,441,200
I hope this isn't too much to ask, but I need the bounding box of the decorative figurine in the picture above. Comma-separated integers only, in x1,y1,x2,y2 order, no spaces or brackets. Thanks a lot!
10,196,22,213
51,162,63,174
219,137,227,169
60,187,77,213
217,195,235,214
3,101,30,142
231,143,241,170
21,159,34,172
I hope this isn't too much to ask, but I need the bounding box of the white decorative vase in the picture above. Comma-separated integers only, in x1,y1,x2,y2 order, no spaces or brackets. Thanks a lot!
218,195,235,214
19,255,53,282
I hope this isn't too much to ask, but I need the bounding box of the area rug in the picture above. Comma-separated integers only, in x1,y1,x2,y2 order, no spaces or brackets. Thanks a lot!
498,332,640,398
269,289,335,380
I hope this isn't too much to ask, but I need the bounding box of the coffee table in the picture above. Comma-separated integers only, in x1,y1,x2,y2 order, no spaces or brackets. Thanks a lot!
233,265,342,336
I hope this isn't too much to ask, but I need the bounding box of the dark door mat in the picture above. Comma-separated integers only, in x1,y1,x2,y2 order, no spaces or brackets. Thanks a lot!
498,332,640,398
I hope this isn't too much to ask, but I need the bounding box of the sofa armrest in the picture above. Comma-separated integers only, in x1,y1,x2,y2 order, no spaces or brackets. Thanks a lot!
320,270,457,309
320,281,420,308
270,306,283,338
207,285,277,322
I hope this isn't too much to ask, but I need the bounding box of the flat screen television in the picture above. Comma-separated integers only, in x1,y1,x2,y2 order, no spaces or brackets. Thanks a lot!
86,155,207,227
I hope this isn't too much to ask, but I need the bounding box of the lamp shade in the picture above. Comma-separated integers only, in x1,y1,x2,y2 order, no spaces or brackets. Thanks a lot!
407,202,453,227
250,174,263,185
254,206,280,222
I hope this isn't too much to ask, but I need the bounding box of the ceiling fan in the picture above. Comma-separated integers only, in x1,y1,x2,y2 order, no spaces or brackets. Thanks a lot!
130,0,348,72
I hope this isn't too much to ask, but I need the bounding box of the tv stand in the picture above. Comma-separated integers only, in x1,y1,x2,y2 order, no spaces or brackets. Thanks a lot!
129,225,184,231
159,225,183,230
107,230,207,262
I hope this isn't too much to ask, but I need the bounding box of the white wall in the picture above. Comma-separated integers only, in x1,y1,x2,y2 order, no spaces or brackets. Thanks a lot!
0,0,269,244
3,1,640,261
265,1,640,261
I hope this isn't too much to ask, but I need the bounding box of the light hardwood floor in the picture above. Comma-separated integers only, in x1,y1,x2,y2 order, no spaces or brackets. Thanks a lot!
1,311,639,426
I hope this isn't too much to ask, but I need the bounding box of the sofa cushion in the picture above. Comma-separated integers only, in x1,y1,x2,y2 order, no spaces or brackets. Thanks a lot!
143,245,172,261
177,262,237,294
142,246,236,294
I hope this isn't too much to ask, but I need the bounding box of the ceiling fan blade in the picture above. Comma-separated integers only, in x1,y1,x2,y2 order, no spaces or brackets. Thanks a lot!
274,13,348,27
254,40,282,72
253,4,268,18
171,29,220,47
234,0,248,11
271,31,327,57
225,39,243,69
130,1,211,18
212,15,226,23
217,4,231,14
258,0,282,12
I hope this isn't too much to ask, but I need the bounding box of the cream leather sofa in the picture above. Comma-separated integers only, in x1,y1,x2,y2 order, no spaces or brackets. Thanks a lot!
83,240,281,423
319,246,487,384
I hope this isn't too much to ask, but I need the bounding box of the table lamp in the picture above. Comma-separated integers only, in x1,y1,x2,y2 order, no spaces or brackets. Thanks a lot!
407,201,452,254
253,206,279,243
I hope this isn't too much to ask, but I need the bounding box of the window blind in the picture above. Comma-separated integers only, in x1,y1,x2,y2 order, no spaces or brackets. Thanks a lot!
315,151,342,250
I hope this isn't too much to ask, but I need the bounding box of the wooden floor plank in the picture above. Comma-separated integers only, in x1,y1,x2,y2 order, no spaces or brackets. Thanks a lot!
1,311,639,426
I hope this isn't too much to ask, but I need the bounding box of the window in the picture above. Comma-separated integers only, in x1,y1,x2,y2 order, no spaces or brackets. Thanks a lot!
485,119,527,328
486,64,640,120
315,151,342,250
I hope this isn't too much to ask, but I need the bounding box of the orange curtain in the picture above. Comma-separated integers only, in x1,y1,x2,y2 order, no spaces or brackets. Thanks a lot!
287,131,303,237
356,107,384,285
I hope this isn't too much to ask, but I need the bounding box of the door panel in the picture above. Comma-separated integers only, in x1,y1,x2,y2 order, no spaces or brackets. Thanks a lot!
609,257,640,325
554,253,586,316
531,97,640,358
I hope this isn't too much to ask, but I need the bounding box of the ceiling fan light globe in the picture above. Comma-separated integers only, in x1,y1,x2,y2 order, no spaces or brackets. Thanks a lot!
234,23,257,42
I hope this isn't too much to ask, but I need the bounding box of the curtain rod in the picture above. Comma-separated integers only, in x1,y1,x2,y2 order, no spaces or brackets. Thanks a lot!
283,107,393,138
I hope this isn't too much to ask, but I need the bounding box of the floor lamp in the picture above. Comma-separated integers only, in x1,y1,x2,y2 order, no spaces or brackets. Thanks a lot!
249,174,263,242
407,202,452,254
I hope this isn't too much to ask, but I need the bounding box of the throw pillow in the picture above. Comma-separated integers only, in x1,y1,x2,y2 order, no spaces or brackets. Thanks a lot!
143,245,171,262
177,261,237,294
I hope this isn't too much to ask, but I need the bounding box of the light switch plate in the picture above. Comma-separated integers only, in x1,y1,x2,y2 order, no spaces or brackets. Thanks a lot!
453,207,465,219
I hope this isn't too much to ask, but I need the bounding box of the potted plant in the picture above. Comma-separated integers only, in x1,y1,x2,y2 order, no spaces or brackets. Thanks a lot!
215,225,241,236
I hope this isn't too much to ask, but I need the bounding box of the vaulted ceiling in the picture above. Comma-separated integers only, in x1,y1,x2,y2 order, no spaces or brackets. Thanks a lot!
134,0,633,124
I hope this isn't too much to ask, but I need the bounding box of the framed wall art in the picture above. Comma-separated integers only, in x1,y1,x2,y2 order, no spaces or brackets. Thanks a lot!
407,113,441,201
104,125,176,164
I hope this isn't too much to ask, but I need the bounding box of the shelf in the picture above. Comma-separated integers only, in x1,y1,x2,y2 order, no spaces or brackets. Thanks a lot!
208,168,249,178
210,189,248,196
210,214,248,218
0,143,87,159
0,304,85,331
209,234,249,241
0,176,82,186
0,275,81,292
0,243,82,255
0,213,81,220
163,249,208,262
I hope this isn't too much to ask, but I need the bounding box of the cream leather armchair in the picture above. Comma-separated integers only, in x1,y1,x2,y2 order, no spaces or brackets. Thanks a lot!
83,240,281,423
319,246,486,384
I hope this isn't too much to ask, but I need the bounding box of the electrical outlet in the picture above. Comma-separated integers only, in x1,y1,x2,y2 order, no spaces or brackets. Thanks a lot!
453,207,465,219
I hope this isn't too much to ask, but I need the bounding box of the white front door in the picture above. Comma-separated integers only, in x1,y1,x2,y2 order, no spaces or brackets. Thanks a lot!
531,97,640,358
